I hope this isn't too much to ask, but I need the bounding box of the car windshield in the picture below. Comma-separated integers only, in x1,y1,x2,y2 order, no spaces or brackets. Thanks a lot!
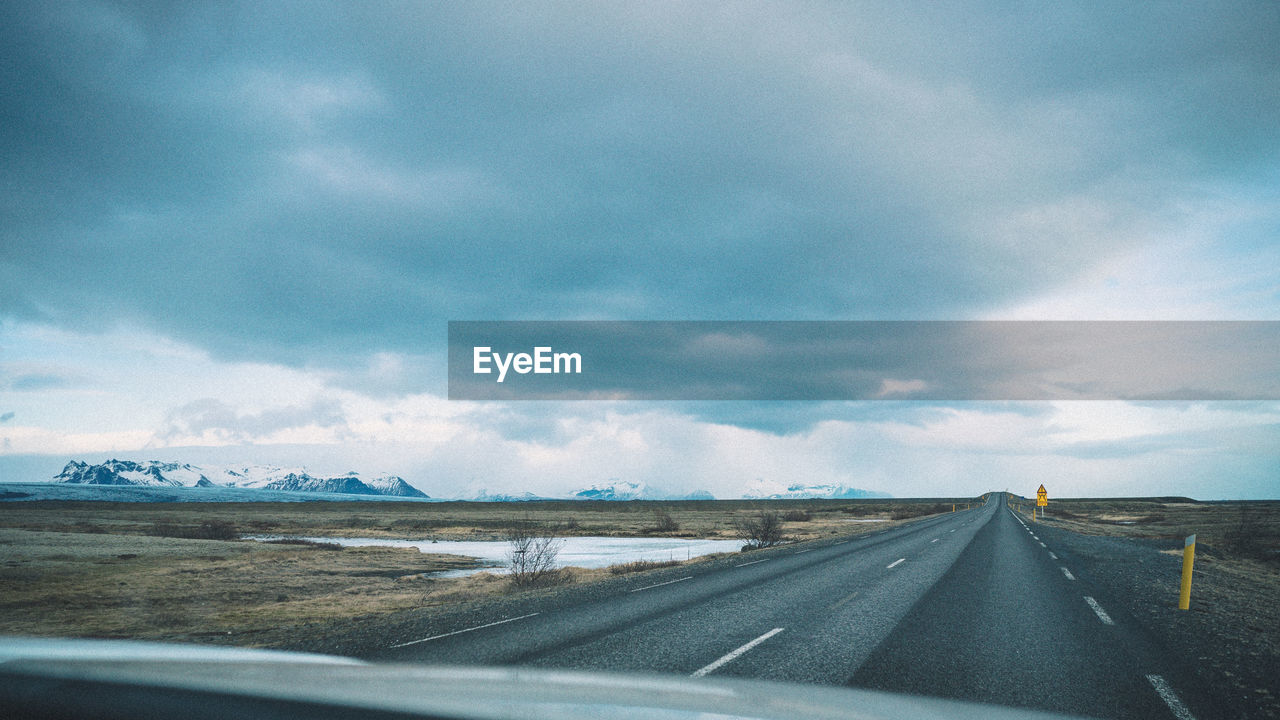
1,3,1278,720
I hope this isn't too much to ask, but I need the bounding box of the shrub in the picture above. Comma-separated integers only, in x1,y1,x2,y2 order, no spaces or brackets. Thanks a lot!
650,510,680,533
504,519,564,588
736,510,785,549
1222,504,1276,563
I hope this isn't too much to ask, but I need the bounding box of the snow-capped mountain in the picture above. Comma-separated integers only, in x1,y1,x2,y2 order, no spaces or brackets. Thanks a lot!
53,460,428,498
573,479,650,501
362,474,430,497
674,489,716,500
55,460,216,487
741,477,889,500
570,480,717,501
466,489,552,502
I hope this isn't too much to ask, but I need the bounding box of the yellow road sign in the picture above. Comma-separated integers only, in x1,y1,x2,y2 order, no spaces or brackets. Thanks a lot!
1036,484,1048,507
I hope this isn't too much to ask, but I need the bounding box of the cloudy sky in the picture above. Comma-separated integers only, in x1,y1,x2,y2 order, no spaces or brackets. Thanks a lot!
2,1,1278,499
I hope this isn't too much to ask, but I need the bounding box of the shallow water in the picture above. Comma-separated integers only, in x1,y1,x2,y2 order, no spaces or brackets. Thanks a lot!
246,535,744,577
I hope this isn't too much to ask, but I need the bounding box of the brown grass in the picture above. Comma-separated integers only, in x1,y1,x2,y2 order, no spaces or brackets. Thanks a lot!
0,528,480,646
1008,497,1280,565
0,497,963,646
0,498,958,543
608,559,684,575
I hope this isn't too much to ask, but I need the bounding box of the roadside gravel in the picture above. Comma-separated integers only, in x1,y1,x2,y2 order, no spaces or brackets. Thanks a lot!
1034,521,1279,719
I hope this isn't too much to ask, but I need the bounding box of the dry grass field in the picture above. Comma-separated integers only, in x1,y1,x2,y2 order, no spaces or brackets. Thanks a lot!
0,498,958,542
0,498,961,646
1008,495,1280,566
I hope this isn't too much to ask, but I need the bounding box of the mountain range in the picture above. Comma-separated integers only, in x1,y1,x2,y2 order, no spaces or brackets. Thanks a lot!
53,460,428,498
740,477,892,500
572,479,716,501
50,461,888,501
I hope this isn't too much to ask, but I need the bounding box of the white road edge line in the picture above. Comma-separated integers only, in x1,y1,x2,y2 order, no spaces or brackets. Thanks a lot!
794,549,812,554
692,628,785,677
887,558,906,569
1060,567,1076,581
629,576,694,593
390,612,540,648
1146,674,1197,720
1048,552,1058,560
735,558,769,567
1039,542,1047,548
1084,596,1114,625
930,538,939,543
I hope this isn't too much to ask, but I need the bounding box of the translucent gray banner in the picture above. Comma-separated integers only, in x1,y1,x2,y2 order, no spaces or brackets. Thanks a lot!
447,321,1280,400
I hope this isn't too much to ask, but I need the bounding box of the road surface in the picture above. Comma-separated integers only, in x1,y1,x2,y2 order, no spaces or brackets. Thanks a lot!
370,495,1220,719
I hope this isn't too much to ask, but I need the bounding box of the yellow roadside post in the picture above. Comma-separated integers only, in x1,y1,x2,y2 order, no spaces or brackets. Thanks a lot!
1179,534,1196,610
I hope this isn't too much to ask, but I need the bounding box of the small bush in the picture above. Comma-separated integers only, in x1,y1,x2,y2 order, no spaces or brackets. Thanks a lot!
504,519,564,588
783,509,811,522
650,510,680,533
1222,504,1277,564
736,510,785,549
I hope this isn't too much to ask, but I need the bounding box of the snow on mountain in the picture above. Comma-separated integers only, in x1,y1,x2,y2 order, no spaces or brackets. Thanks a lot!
210,465,314,488
467,489,551,502
53,460,428,498
741,477,889,499
54,460,215,488
363,475,429,498
673,489,716,500
570,480,717,501
572,478,649,501
52,461,883,502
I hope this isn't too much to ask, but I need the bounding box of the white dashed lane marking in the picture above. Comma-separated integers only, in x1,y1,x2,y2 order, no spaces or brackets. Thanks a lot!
691,628,785,677
1084,596,1114,625
390,612,540,648
1146,674,1197,720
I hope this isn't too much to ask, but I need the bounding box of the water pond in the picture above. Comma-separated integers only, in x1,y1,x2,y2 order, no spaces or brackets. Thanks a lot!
247,535,745,577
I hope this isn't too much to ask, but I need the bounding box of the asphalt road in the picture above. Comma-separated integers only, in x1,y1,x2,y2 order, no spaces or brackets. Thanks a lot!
371,495,1218,719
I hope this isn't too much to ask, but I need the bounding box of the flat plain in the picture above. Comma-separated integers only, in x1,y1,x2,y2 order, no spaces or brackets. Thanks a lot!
3,495,1276,700
0,498,953,645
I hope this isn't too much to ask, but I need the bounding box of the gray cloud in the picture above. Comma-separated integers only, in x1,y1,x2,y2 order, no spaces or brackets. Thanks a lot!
1056,422,1280,461
159,397,347,442
0,412,14,423
2,1,1277,371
